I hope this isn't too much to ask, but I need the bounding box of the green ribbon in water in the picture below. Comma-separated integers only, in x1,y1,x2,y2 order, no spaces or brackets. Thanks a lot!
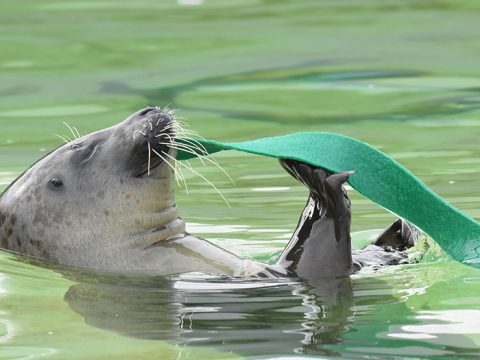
177,132,480,268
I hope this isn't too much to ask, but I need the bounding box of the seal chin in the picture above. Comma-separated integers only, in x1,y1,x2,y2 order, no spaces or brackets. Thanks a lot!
135,147,177,178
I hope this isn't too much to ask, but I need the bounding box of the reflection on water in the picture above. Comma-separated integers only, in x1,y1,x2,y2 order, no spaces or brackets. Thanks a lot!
59,265,480,358
62,271,360,356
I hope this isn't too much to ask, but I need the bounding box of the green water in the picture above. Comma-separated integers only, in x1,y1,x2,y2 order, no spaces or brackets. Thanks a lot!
0,0,479,359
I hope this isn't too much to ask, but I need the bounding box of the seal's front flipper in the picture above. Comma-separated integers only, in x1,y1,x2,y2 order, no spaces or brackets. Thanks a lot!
374,218,418,251
276,159,354,280
325,170,355,244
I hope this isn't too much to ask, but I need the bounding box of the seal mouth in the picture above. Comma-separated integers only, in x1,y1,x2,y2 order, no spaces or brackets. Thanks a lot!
129,107,176,177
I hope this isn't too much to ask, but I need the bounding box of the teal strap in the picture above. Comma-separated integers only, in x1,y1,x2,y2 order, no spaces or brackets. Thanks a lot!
177,132,480,268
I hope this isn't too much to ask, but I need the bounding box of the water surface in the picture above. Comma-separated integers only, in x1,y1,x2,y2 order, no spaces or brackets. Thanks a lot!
0,0,479,359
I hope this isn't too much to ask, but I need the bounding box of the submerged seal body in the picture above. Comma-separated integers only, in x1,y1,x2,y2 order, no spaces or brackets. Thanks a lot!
0,108,414,281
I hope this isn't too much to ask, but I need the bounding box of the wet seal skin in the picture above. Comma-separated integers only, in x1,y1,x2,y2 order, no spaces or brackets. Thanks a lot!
0,107,416,281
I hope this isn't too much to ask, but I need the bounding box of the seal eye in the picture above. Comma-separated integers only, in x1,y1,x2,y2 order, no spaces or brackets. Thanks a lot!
49,178,64,188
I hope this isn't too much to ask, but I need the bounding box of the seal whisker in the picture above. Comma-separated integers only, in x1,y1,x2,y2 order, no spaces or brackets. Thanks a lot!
151,148,180,185
175,158,190,195
156,114,179,127
169,119,192,135
158,123,177,134
159,141,209,167
53,133,71,143
63,122,78,140
156,119,234,184
164,149,189,192
175,125,201,135
167,140,234,184
162,105,177,117
167,138,208,159
171,119,199,132
166,148,187,189
174,158,189,195
176,137,208,155
162,151,230,207
151,148,183,188
172,121,189,131
179,132,203,141
169,115,188,126
159,141,234,184
160,123,180,136
158,141,203,157
171,114,186,121
174,127,203,139
176,132,206,144
159,142,209,171
72,126,82,139
133,129,147,140
163,132,176,143
166,123,178,130
147,142,152,177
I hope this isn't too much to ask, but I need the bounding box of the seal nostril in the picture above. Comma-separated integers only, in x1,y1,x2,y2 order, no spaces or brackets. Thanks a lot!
139,107,156,116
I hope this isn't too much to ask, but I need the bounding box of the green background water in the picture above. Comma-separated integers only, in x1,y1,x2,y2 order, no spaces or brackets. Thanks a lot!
0,0,479,359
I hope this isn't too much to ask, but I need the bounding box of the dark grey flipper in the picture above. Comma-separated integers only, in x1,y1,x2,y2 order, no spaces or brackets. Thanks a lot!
276,160,418,281
350,218,419,272
276,159,354,280
373,218,418,251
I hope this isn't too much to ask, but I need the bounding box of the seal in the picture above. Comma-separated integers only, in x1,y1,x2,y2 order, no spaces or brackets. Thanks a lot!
0,107,415,281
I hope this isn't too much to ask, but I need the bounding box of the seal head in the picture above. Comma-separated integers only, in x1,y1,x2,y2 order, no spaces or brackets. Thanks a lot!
0,108,184,269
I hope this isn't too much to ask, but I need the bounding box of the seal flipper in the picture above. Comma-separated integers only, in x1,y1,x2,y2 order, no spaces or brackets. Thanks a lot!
325,171,355,244
373,218,418,251
349,219,418,272
276,159,354,280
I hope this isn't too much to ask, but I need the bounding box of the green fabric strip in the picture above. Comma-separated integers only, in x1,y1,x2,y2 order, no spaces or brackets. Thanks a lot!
177,132,480,268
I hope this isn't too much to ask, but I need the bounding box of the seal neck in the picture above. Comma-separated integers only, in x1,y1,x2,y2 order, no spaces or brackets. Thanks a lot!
127,204,186,248
150,213,186,242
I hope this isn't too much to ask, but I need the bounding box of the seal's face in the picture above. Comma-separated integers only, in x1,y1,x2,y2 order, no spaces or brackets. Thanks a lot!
0,108,183,268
